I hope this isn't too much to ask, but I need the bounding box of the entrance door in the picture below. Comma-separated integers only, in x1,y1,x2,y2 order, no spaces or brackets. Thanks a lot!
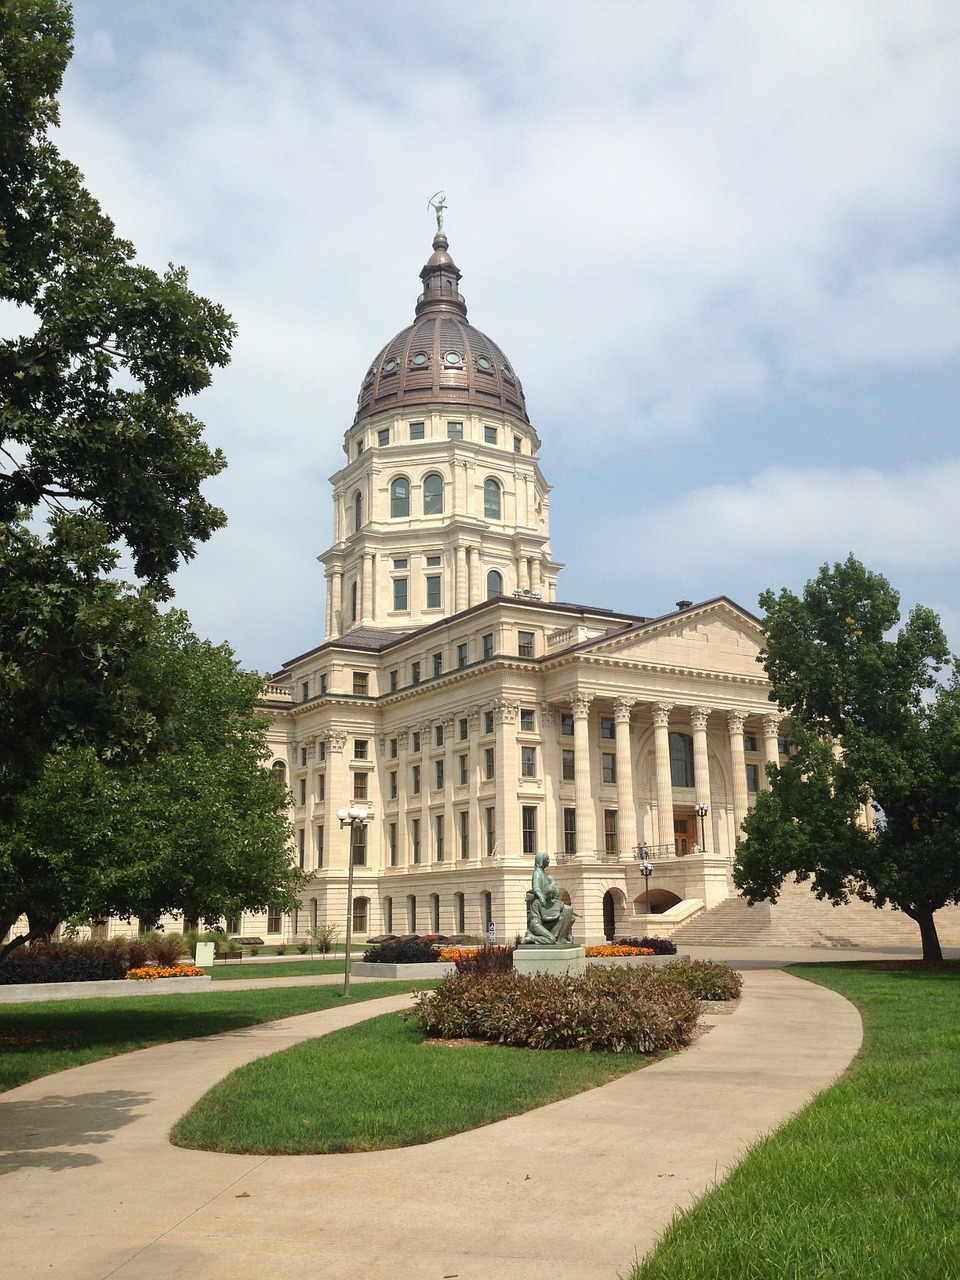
674,816,691,856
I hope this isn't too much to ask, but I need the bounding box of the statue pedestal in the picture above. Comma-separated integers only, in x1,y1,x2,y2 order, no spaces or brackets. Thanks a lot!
513,944,586,979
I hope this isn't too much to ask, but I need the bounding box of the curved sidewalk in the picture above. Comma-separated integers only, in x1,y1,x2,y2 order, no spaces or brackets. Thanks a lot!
0,970,861,1280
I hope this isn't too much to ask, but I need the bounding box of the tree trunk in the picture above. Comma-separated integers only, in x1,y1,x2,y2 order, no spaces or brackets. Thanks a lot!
907,906,944,962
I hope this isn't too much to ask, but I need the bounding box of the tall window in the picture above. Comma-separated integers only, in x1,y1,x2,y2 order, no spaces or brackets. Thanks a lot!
411,764,421,795
486,569,503,599
297,828,305,868
411,817,421,864
354,738,368,758
271,760,287,788
408,894,417,931
411,660,421,685
521,746,537,778
434,814,444,861
352,897,368,932
482,891,493,930
521,806,538,855
423,473,443,514
353,672,368,696
388,822,398,866
353,491,362,532
390,477,410,517
484,806,496,856
482,632,494,659
430,893,441,932
562,749,575,781
458,753,468,786
563,808,576,855
267,908,282,933
389,770,398,800
459,809,469,859
454,892,465,933
669,732,695,788
746,763,760,794
457,642,469,668
484,478,502,520
601,752,616,784
435,759,444,790
518,630,535,658
351,825,367,866
384,896,393,933
604,809,619,856
520,707,536,732
353,772,367,801
350,579,358,623
560,712,574,736
433,651,443,678
316,824,324,868
600,716,615,739
425,575,441,609
484,746,495,780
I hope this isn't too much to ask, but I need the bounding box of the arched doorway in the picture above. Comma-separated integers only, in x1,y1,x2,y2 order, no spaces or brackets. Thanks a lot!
602,891,616,942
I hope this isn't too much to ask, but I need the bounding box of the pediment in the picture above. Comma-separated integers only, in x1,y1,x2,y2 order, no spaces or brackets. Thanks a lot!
585,600,765,678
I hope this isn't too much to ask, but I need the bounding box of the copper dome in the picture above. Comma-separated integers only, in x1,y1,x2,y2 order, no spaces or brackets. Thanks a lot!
353,234,529,425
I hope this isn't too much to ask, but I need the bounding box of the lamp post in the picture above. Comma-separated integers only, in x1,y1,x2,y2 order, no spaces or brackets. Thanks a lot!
337,806,370,998
636,848,654,919
694,802,708,852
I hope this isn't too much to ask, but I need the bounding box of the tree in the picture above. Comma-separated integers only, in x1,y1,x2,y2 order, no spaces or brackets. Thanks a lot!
735,556,959,961
0,610,303,961
1,1,236,803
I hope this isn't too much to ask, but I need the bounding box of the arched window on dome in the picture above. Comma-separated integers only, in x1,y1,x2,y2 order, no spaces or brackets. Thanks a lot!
487,569,503,599
353,490,363,533
423,473,444,515
390,477,410,518
483,478,502,521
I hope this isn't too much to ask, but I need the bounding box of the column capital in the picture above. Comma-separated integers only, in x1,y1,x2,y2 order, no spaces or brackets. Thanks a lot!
690,706,712,732
726,709,746,735
614,697,635,723
652,702,673,728
397,728,409,750
539,701,556,726
493,698,519,725
328,730,347,753
763,712,782,735
572,692,593,718
467,708,481,732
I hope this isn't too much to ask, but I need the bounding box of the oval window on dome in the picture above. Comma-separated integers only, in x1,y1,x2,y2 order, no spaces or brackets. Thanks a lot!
444,351,462,366
477,355,492,371
383,357,398,373
501,364,515,383
412,352,428,366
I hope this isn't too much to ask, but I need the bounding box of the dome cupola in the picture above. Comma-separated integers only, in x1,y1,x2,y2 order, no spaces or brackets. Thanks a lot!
354,233,529,425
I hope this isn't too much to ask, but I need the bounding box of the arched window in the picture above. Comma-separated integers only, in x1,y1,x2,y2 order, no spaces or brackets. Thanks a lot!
487,569,503,599
423,473,443,515
353,490,363,533
271,760,287,787
483,478,502,520
429,893,440,933
669,732,695,788
407,894,417,933
390,476,410,518
350,579,358,623
454,892,465,934
352,896,368,933
481,891,493,931
383,895,393,934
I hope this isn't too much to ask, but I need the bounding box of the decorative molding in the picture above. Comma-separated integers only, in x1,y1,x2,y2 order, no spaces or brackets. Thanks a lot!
493,698,519,726
327,731,348,753
539,701,556,727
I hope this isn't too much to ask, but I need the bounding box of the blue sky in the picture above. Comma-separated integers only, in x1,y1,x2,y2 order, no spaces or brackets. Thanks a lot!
35,1,960,669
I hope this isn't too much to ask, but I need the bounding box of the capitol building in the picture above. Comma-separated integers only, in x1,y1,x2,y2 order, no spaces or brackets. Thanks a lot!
257,229,787,946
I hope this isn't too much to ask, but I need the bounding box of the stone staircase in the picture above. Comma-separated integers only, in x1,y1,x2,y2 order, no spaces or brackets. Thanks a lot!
671,878,960,950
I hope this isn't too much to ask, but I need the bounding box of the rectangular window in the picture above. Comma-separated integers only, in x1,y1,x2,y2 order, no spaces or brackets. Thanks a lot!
354,739,368,759
563,808,576,856
356,439,364,456
425,554,441,567
352,672,369,696
393,578,408,611
298,827,305,869
298,779,306,805
513,434,521,453
393,557,408,569
520,707,536,732
319,673,328,695
484,709,494,734
447,420,463,439
389,822,398,867
411,660,421,685
411,817,421,864
301,680,309,702
600,716,615,739
601,752,617,784
409,421,425,440
389,770,398,800
353,772,367,801
561,712,574,736
411,764,421,795
317,739,326,761
352,897,367,932
604,809,619,856
267,908,282,933
316,824,324,868
778,733,790,757
389,737,398,758
459,810,469,859
562,749,575,781
744,733,759,753
484,746,495,780
389,668,399,692
458,753,468,785
435,723,444,748
457,642,469,668
435,759,444,790
316,773,325,801
300,747,308,767
746,763,761,793
484,425,497,444
518,630,535,658
482,632,494,659
435,814,445,861
485,806,496,856
521,805,537,854
425,575,441,609
433,651,443,677
521,745,537,778
378,427,390,447
351,825,367,866
459,716,468,740
411,730,421,754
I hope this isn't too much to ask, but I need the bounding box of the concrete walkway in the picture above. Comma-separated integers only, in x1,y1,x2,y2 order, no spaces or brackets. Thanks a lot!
1,968,862,1280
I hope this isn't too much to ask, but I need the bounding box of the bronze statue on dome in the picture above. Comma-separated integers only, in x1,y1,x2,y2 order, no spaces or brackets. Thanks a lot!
428,190,447,233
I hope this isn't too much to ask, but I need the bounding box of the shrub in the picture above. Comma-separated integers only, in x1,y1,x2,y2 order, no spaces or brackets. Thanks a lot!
152,933,185,967
0,940,127,984
363,937,440,964
310,924,341,954
125,937,150,970
409,967,701,1054
660,959,743,1001
449,944,515,976
618,936,677,955
274,943,287,955
249,946,261,956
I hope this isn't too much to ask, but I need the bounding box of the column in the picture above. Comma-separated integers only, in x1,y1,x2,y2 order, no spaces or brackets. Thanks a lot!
517,555,529,591
326,731,348,868
331,569,343,638
530,556,542,596
455,545,468,612
690,705,712,825
762,713,781,788
395,729,408,866
652,703,674,850
360,553,374,625
727,710,749,843
468,546,480,606
419,720,431,865
614,698,636,854
494,699,519,860
572,693,596,855
324,573,333,638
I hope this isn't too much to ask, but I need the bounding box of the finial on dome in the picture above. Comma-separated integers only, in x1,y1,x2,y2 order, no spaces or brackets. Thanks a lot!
427,190,447,234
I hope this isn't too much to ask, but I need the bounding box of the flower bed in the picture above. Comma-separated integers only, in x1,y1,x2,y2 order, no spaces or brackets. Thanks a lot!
125,964,204,981
585,945,655,958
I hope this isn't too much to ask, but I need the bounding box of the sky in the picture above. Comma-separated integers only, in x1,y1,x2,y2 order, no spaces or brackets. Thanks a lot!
31,1,960,670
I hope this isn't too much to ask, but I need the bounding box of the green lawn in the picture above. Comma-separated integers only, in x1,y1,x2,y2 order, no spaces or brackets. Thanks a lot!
170,1009,649,1154
631,962,960,1280
208,957,347,980
0,981,437,1093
